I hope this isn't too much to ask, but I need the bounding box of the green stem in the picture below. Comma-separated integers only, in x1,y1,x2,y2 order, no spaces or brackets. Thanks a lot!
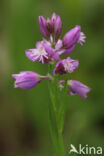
48,97,59,155
57,129,65,156
58,84,67,134
48,64,65,156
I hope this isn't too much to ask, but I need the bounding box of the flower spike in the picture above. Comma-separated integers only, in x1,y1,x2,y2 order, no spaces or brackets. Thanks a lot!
12,13,91,156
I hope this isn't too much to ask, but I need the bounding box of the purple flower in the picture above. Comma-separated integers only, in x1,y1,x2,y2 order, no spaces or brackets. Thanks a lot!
12,71,52,89
39,13,62,40
68,80,91,99
53,57,79,75
12,71,41,89
63,25,86,54
51,13,62,41
39,16,50,37
25,41,59,64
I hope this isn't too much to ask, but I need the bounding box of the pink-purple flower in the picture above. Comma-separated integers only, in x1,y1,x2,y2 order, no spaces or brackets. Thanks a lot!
12,71,41,89
53,57,79,75
63,25,86,54
25,41,59,64
68,80,91,99
12,71,51,89
39,16,50,37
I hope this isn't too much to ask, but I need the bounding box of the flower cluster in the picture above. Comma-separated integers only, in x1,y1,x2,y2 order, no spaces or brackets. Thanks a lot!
12,13,90,99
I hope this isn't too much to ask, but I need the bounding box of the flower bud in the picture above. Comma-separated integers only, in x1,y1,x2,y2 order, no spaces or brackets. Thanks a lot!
39,16,50,37
54,16,62,42
67,80,91,99
63,25,81,49
39,13,62,40
12,71,41,89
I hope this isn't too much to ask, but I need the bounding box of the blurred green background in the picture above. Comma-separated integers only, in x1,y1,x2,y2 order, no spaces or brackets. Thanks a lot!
0,0,104,155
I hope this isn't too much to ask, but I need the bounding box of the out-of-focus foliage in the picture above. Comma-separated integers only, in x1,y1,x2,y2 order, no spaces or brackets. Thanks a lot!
0,0,104,155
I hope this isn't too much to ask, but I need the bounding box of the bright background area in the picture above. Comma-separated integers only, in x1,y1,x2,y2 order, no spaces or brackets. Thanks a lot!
0,0,104,155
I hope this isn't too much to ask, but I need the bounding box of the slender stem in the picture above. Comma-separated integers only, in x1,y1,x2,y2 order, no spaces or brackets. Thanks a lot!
58,130,65,156
48,64,65,156
58,84,67,134
48,96,59,155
